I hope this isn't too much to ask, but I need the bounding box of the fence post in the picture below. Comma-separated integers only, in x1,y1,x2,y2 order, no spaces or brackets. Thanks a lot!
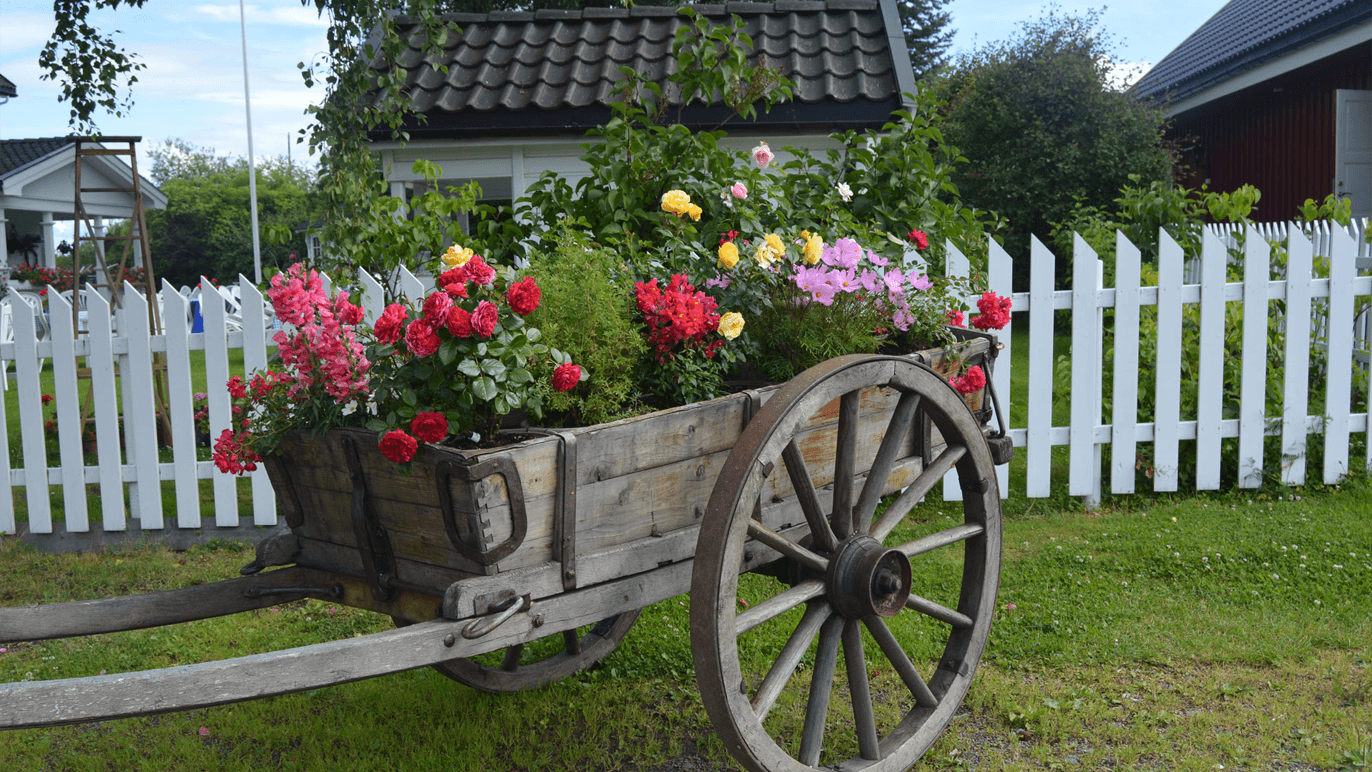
1153,231,1184,492
1025,236,1056,498
1323,227,1356,483
49,292,88,532
1111,232,1141,494
163,283,201,528
1069,235,1102,507
942,242,971,503
1237,227,1270,488
989,240,1013,496
85,291,127,530
13,290,52,532
359,268,385,325
1195,230,1226,490
239,277,277,525
120,284,164,528
1281,230,1313,485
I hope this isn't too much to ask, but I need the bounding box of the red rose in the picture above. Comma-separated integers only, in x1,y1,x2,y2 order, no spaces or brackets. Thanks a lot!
410,412,449,443
907,229,929,250
405,318,441,357
472,300,498,338
552,362,582,392
422,291,453,325
945,308,964,327
41,394,54,405
378,429,418,463
505,276,540,316
970,291,1012,331
337,299,365,326
465,255,496,286
950,365,986,395
374,303,408,344
439,267,470,298
446,306,473,337
227,376,249,399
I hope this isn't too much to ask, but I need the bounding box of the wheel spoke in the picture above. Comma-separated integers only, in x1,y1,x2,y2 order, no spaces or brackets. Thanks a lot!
781,439,838,552
853,391,922,534
831,390,861,539
905,593,973,629
500,643,524,672
894,523,985,559
736,579,826,635
799,614,844,766
870,443,967,543
748,520,829,573
864,618,938,708
842,619,881,760
563,629,582,655
751,602,831,722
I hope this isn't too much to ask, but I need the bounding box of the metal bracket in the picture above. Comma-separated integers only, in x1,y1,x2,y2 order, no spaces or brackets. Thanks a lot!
551,430,579,592
435,456,527,566
342,435,395,602
740,389,764,428
461,594,527,640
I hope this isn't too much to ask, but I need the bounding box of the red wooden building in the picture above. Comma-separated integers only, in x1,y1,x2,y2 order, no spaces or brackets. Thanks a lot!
1134,0,1372,220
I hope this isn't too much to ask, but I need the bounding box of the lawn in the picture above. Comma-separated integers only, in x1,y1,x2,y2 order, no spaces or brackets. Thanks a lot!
1,476,1368,771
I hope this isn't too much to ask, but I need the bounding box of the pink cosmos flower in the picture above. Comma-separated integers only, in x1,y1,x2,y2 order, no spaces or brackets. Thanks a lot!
858,269,882,293
883,269,906,296
866,249,888,267
751,142,774,169
822,238,861,270
730,182,748,199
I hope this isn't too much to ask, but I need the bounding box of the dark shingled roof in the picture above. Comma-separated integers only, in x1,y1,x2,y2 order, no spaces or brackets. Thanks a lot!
1134,0,1372,105
0,73,16,99
0,137,74,178
371,0,916,139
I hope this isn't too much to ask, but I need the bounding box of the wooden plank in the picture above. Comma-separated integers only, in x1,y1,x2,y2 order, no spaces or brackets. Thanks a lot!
1281,230,1313,485
120,285,164,528
1026,236,1056,497
48,292,89,532
1237,228,1270,488
1323,227,1356,483
85,291,126,530
1194,230,1226,490
0,566,326,642
1154,231,1185,492
1069,235,1100,498
1111,232,1141,494
0,304,12,533
162,284,200,527
12,292,51,532
238,276,276,525
989,239,1013,494
942,242,971,502
358,268,385,325
201,276,239,526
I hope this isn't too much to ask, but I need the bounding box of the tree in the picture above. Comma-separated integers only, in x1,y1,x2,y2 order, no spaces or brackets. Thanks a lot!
144,140,317,289
926,9,1172,283
896,0,953,77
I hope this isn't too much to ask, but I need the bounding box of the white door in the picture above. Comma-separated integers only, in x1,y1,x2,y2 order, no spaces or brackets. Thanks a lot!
1335,89,1372,219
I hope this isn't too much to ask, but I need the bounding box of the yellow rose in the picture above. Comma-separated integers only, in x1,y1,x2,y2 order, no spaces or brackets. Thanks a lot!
718,241,739,269
803,233,823,264
686,203,702,222
661,189,691,215
441,244,474,268
755,243,778,268
764,233,785,256
717,311,744,340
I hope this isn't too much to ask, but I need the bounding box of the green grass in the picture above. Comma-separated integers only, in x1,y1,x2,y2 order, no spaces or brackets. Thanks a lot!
1,476,1369,771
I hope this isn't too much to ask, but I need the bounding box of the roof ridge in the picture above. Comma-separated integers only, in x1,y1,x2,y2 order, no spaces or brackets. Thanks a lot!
398,0,878,26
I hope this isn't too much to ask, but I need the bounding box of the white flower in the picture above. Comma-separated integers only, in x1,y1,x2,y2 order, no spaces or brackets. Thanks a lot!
836,182,853,202
366,399,378,415
342,400,358,416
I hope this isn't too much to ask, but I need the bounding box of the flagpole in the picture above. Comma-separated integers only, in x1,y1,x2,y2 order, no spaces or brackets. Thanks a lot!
239,0,263,283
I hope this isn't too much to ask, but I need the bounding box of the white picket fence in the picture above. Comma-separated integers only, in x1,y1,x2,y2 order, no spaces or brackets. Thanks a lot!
989,224,1370,505
2,224,1369,538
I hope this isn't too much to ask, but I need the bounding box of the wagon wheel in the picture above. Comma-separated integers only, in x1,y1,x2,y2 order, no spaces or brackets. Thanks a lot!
691,354,1002,772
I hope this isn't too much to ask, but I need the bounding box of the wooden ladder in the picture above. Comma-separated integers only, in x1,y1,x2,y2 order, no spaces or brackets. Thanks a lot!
69,136,171,444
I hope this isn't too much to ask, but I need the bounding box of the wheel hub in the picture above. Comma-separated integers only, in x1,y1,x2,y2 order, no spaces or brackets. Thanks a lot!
826,535,912,619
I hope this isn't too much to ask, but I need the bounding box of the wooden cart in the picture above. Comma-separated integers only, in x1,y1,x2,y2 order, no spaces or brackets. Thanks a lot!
0,332,1010,772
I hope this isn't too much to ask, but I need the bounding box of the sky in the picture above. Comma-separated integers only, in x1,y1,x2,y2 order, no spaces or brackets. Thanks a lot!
0,0,1231,178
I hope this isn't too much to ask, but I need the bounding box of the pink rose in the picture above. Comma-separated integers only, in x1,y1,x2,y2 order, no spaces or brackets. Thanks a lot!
552,363,582,392
751,142,774,169
945,308,965,327
472,300,498,338
950,365,987,395
422,291,453,325
464,255,496,286
730,182,748,199
404,318,441,357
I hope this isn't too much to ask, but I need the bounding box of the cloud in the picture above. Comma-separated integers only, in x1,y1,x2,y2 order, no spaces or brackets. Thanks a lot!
0,13,58,55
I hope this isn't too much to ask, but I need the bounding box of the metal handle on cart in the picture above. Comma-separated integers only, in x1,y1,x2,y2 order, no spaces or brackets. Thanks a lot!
435,456,528,566
461,594,527,639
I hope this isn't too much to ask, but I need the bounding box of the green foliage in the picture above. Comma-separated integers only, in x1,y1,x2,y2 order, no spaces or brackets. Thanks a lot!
523,228,649,426
894,0,954,77
928,8,1172,281
39,0,149,133
145,140,317,288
